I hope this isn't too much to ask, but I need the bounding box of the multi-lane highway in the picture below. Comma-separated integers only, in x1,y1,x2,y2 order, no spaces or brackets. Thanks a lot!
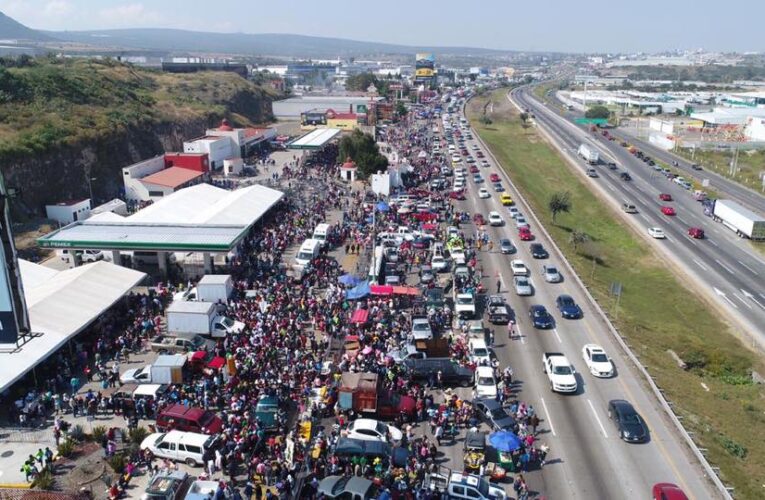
511,86,765,350
445,111,718,499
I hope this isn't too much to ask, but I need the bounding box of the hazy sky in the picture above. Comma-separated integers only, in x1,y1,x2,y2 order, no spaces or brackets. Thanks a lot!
3,0,763,53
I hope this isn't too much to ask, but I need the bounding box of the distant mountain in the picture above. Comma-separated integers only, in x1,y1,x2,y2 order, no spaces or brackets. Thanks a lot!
0,11,52,41
45,28,510,58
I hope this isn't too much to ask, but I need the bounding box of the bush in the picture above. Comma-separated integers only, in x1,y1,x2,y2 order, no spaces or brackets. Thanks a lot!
129,426,149,445
718,435,748,459
91,425,107,442
107,453,127,473
57,438,75,458
68,424,86,442
33,469,55,490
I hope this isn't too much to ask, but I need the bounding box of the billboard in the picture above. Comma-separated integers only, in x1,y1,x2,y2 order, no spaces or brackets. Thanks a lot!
0,172,30,344
415,53,435,70
416,68,435,78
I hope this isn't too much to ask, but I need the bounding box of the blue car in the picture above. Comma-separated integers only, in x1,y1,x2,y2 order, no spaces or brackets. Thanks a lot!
473,174,483,183
556,294,583,319
529,305,554,329
493,183,504,192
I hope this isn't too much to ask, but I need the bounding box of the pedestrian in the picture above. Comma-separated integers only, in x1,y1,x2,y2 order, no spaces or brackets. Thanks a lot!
530,414,540,435
539,443,549,467
435,424,443,446
496,279,501,293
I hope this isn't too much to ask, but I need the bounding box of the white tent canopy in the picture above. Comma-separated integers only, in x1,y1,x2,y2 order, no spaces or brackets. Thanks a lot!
0,260,146,392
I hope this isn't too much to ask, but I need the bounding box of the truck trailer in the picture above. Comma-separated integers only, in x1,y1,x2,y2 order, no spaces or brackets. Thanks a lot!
166,301,244,338
705,199,765,240
577,144,600,164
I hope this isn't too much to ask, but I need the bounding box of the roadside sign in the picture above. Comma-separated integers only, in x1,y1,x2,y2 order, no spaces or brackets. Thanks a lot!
610,282,623,296
575,118,609,126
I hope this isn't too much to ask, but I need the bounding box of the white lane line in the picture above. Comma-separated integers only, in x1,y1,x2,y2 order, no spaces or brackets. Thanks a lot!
516,323,526,344
714,259,735,275
552,328,563,344
692,258,708,271
540,397,557,437
738,260,759,276
732,293,753,309
714,287,739,309
587,399,609,438
639,213,649,222
605,183,615,192
677,216,688,225
760,293,765,301
707,238,719,247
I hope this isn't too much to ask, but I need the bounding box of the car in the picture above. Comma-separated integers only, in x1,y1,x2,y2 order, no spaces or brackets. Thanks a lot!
469,165,479,173
688,227,704,239
476,151,484,158
499,238,515,254
493,183,504,192
582,344,614,378
507,207,520,218
500,193,513,206
555,294,582,319
542,265,562,283
478,187,490,199
518,227,534,241
449,189,465,200
515,216,529,229
480,160,489,167
411,317,433,340
658,193,672,201
473,213,486,225
620,172,632,181
529,243,548,259
489,173,500,183
346,418,403,445
471,144,479,151
691,163,702,171
648,227,666,239
529,305,554,329
473,174,483,183
317,476,377,499
652,483,689,500
466,157,476,164
419,265,435,284
608,399,648,443
488,211,503,226
473,398,516,432
474,366,498,399
661,206,676,216
510,259,528,276
607,161,617,170
514,276,533,296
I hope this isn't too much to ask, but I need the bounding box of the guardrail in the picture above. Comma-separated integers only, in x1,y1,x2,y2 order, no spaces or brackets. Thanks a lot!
465,89,734,499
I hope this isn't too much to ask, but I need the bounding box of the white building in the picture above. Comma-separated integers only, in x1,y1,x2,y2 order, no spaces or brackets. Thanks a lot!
45,199,91,225
183,136,234,169
184,120,277,166
745,116,765,141
122,155,165,202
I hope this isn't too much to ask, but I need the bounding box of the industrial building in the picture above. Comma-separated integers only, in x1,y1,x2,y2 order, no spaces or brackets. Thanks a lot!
45,199,91,225
273,95,383,119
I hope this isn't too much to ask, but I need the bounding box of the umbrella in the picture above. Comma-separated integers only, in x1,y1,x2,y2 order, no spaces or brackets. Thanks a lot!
488,431,523,452
339,274,360,286
376,201,390,212
362,346,373,355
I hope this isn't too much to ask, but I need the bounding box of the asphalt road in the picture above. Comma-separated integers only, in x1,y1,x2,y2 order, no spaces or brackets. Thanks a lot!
443,111,718,499
512,87,765,350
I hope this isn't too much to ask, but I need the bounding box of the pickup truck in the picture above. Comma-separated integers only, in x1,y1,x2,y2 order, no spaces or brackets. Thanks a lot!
486,295,511,324
542,352,578,393
423,469,506,500
389,339,450,363
149,334,211,353
454,292,476,319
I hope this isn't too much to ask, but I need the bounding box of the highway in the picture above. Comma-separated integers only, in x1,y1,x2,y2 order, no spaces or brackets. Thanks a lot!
511,87,765,350
446,112,718,499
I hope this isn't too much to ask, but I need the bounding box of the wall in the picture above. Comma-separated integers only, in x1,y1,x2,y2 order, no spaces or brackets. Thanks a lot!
184,138,234,168
45,200,91,224
140,182,176,200
123,155,166,202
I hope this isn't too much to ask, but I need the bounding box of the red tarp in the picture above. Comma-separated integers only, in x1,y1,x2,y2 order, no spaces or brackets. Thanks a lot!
412,212,437,221
392,286,420,296
370,285,394,296
351,309,369,324
422,223,438,231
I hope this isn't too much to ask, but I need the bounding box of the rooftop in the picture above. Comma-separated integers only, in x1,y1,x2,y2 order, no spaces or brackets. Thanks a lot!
141,167,204,188
288,128,342,150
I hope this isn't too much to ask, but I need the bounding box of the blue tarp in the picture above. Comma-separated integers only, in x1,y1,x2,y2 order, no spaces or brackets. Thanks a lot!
345,281,371,300
376,201,390,212
339,274,360,286
488,431,523,452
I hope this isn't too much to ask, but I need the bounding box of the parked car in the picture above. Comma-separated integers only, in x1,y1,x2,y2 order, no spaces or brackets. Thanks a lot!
608,399,648,443
529,243,548,259
474,366,498,399
529,305,554,329
346,418,403,445
317,476,378,500
473,398,515,431
411,317,433,340
556,294,582,319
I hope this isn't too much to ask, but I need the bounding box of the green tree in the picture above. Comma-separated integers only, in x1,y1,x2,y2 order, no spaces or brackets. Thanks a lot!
338,129,388,180
585,105,610,120
548,191,571,224
345,73,378,92
396,102,407,117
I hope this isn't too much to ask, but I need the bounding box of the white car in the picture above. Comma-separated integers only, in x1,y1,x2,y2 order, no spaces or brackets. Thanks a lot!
508,207,520,219
542,265,562,283
582,344,615,378
474,366,498,398
450,247,466,263
411,317,433,340
471,144,479,151
648,227,666,239
488,211,503,226
514,276,533,296
120,365,152,385
510,259,529,276
431,255,448,271
346,418,403,444
452,154,462,163
515,216,529,229
478,187,490,199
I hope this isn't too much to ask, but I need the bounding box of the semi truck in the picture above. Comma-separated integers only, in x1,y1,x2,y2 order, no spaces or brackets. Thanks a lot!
166,301,244,338
703,199,765,240
578,143,600,164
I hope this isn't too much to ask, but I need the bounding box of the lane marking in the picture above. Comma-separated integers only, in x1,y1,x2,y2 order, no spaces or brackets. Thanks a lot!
639,214,649,222
540,397,557,436
737,260,759,276
516,322,526,344
714,287,738,309
707,238,719,247
587,398,609,438
677,216,688,225
692,259,708,271
553,327,563,344
714,259,735,275
605,183,616,193
732,293,753,309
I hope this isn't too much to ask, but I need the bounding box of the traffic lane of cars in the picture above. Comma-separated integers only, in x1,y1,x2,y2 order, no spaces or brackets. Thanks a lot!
461,126,711,498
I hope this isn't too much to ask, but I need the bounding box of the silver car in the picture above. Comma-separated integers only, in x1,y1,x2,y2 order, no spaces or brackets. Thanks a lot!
542,265,562,283
514,276,533,296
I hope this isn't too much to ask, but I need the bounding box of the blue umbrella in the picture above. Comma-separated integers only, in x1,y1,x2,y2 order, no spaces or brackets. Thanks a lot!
339,274,360,286
376,201,390,212
488,431,523,452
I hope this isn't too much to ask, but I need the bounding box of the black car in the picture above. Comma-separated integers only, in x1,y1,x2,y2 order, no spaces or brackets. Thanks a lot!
607,162,617,170
691,163,703,171
608,400,648,443
529,305,554,329
402,358,473,387
620,172,632,181
473,398,516,431
529,243,549,259
556,294,583,319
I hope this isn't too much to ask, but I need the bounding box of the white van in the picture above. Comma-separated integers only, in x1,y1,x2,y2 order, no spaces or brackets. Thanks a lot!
295,238,321,267
140,430,218,467
312,223,330,247
57,249,106,265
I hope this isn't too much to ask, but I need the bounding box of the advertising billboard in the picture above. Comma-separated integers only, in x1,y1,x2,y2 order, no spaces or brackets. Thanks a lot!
0,172,30,344
416,68,435,78
415,53,436,83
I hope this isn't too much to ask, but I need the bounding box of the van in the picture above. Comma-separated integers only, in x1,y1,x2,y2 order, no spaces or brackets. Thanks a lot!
140,430,218,467
57,249,106,264
156,404,223,434
295,238,321,267
312,223,330,247
622,203,638,214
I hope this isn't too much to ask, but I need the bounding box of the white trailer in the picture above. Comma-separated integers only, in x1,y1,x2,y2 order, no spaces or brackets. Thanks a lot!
578,143,600,164
196,274,233,303
712,200,765,240
166,301,244,338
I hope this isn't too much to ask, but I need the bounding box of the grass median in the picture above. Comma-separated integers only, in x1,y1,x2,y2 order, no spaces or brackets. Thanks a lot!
468,89,765,500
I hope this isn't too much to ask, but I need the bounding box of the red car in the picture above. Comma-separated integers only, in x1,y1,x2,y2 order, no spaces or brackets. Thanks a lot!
652,483,688,500
688,227,704,239
461,149,469,156
489,173,500,182
659,193,672,201
476,151,485,158
473,213,486,225
661,206,676,216
469,165,479,173
189,351,226,372
518,227,534,241
449,190,465,200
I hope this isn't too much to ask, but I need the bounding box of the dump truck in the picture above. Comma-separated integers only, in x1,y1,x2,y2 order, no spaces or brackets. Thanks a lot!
337,372,416,420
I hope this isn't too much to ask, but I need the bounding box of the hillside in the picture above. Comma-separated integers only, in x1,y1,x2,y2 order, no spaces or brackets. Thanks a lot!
0,57,277,213
0,11,52,41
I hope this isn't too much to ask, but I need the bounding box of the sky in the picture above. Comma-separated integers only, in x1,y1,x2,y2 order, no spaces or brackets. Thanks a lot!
3,0,764,53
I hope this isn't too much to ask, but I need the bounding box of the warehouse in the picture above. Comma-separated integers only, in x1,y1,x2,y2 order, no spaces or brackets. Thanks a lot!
273,95,382,119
